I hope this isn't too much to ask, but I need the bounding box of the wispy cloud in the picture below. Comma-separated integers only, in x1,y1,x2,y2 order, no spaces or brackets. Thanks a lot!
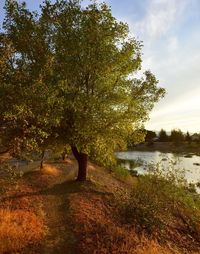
134,0,190,40
124,0,200,132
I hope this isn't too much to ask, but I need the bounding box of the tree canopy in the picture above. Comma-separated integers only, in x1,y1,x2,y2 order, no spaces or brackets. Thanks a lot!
170,129,184,145
0,0,165,180
158,129,168,142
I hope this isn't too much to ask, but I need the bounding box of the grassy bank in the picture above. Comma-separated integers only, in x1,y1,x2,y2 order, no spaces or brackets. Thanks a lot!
0,155,200,253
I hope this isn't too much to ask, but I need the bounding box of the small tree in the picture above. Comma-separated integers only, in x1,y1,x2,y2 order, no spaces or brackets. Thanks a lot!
145,130,157,143
1,0,165,181
158,129,168,142
185,131,191,144
170,129,184,145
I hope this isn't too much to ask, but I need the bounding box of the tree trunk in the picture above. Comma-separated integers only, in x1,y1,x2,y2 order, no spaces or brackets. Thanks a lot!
40,150,45,170
61,149,67,161
71,146,88,181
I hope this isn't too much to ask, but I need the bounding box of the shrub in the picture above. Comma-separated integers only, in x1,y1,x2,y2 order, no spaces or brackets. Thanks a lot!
71,193,173,254
119,164,200,239
129,169,138,177
113,165,131,180
1,163,23,180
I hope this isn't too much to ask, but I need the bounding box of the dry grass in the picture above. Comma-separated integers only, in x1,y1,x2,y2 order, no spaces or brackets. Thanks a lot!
0,152,12,162
0,159,78,253
61,158,75,165
135,241,177,254
0,208,46,253
0,172,47,253
70,192,177,254
41,164,62,176
69,165,200,254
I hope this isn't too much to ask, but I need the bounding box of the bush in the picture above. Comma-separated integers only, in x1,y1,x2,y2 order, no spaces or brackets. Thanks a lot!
113,165,131,180
119,164,200,239
71,193,173,254
2,163,24,181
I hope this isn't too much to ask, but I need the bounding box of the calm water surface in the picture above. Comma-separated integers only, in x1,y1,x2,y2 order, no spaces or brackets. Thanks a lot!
115,151,200,184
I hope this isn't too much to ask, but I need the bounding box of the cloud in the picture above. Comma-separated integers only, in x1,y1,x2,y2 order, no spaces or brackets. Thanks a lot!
146,84,200,132
134,0,190,40
127,0,200,133
167,37,178,52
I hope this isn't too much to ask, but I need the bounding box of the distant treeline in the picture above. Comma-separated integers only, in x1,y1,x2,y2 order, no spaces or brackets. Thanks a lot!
145,129,200,144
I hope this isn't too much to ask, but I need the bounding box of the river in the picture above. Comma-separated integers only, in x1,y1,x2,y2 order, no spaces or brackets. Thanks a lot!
115,151,200,185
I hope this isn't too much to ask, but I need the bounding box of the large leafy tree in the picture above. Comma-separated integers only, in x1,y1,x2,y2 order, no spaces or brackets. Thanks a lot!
1,0,165,181
1,1,63,155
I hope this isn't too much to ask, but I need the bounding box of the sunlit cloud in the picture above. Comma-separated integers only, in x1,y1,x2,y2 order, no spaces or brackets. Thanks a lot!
125,0,200,133
146,86,200,133
133,0,190,41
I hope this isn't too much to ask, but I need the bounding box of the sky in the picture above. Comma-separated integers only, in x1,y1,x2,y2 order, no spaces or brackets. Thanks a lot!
0,0,200,133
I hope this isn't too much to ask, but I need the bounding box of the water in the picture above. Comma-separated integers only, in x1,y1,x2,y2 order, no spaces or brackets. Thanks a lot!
115,151,200,185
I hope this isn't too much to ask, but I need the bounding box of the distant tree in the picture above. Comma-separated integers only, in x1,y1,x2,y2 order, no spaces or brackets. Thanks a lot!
1,0,165,181
185,131,191,144
191,133,200,143
145,130,157,142
158,129,168,142
170,129,184,145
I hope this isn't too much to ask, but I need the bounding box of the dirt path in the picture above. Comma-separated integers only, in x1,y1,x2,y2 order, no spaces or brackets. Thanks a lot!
39,191,75,253
37,162,78,254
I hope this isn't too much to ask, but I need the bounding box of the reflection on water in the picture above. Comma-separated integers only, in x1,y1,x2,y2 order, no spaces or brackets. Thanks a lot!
115,151,200,184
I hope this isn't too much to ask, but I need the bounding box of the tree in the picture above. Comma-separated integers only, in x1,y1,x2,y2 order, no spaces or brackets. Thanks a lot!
158,129,168,142
127,128,146,149
0,1,63,156
170,129,184,145
145,130,157,142
185,131,191,144
1,0,165,181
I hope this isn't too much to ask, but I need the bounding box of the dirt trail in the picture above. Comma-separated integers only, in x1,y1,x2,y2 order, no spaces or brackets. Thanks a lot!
0,154,81,253
39,189,74,254
37,162,78,254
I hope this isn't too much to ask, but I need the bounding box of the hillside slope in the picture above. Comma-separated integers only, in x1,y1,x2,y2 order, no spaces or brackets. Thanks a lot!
0,157,200,253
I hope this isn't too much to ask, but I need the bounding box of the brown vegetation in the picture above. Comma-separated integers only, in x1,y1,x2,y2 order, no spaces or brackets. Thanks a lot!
0,180,46,253
70,192,172,254
0,155,200,253
0,209,45,253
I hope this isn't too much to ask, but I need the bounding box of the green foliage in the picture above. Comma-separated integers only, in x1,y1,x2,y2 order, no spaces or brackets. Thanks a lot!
0,163,23,187
119,164,200,237
1,0,165,163
158,129,168,142
113,165,131,180
170,129,185,145
129,169,138,177
127,128,146,148
129,159,143,169
185,131,191,143
145,130,157,142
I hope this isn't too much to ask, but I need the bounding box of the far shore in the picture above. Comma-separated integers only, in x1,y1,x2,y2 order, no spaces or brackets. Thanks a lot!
129,141,200,155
